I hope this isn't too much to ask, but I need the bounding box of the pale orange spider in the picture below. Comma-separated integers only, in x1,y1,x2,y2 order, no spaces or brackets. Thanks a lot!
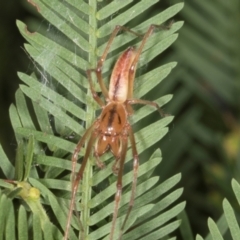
64,24,168,240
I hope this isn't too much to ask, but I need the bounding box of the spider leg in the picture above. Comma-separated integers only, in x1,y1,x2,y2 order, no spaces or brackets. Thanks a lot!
71,123,96,182
118,125,139,240
128,24,171,99
112,157,120,175
131,23,172,70
86,69,105,107
127,98,165,117
110,136,128,240
64,123,97,240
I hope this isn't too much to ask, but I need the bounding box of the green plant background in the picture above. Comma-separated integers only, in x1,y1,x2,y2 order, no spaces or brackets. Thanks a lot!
0,0,240,240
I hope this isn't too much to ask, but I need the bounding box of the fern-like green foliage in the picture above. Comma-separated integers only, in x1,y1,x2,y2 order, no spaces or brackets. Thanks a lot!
178,179,240,240
0,1,185,239
160,1,240,240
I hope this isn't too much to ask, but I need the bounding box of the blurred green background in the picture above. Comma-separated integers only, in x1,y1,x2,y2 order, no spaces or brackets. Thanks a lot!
1,0,240,239
0,1,34,159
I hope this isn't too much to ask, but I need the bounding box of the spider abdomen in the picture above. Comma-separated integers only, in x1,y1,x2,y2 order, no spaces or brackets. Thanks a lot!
109,47,136,102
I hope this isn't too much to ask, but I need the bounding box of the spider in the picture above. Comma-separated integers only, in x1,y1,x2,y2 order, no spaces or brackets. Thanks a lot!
64,24,169,240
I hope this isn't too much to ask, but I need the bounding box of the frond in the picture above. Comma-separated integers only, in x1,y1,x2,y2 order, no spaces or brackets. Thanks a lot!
196,179,240,240
0,1,183,239
157,0,240,236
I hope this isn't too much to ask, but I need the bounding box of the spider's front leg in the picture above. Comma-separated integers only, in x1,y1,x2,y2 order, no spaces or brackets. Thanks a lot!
64,122,97,240
118,125,140,240
110,135,128,240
